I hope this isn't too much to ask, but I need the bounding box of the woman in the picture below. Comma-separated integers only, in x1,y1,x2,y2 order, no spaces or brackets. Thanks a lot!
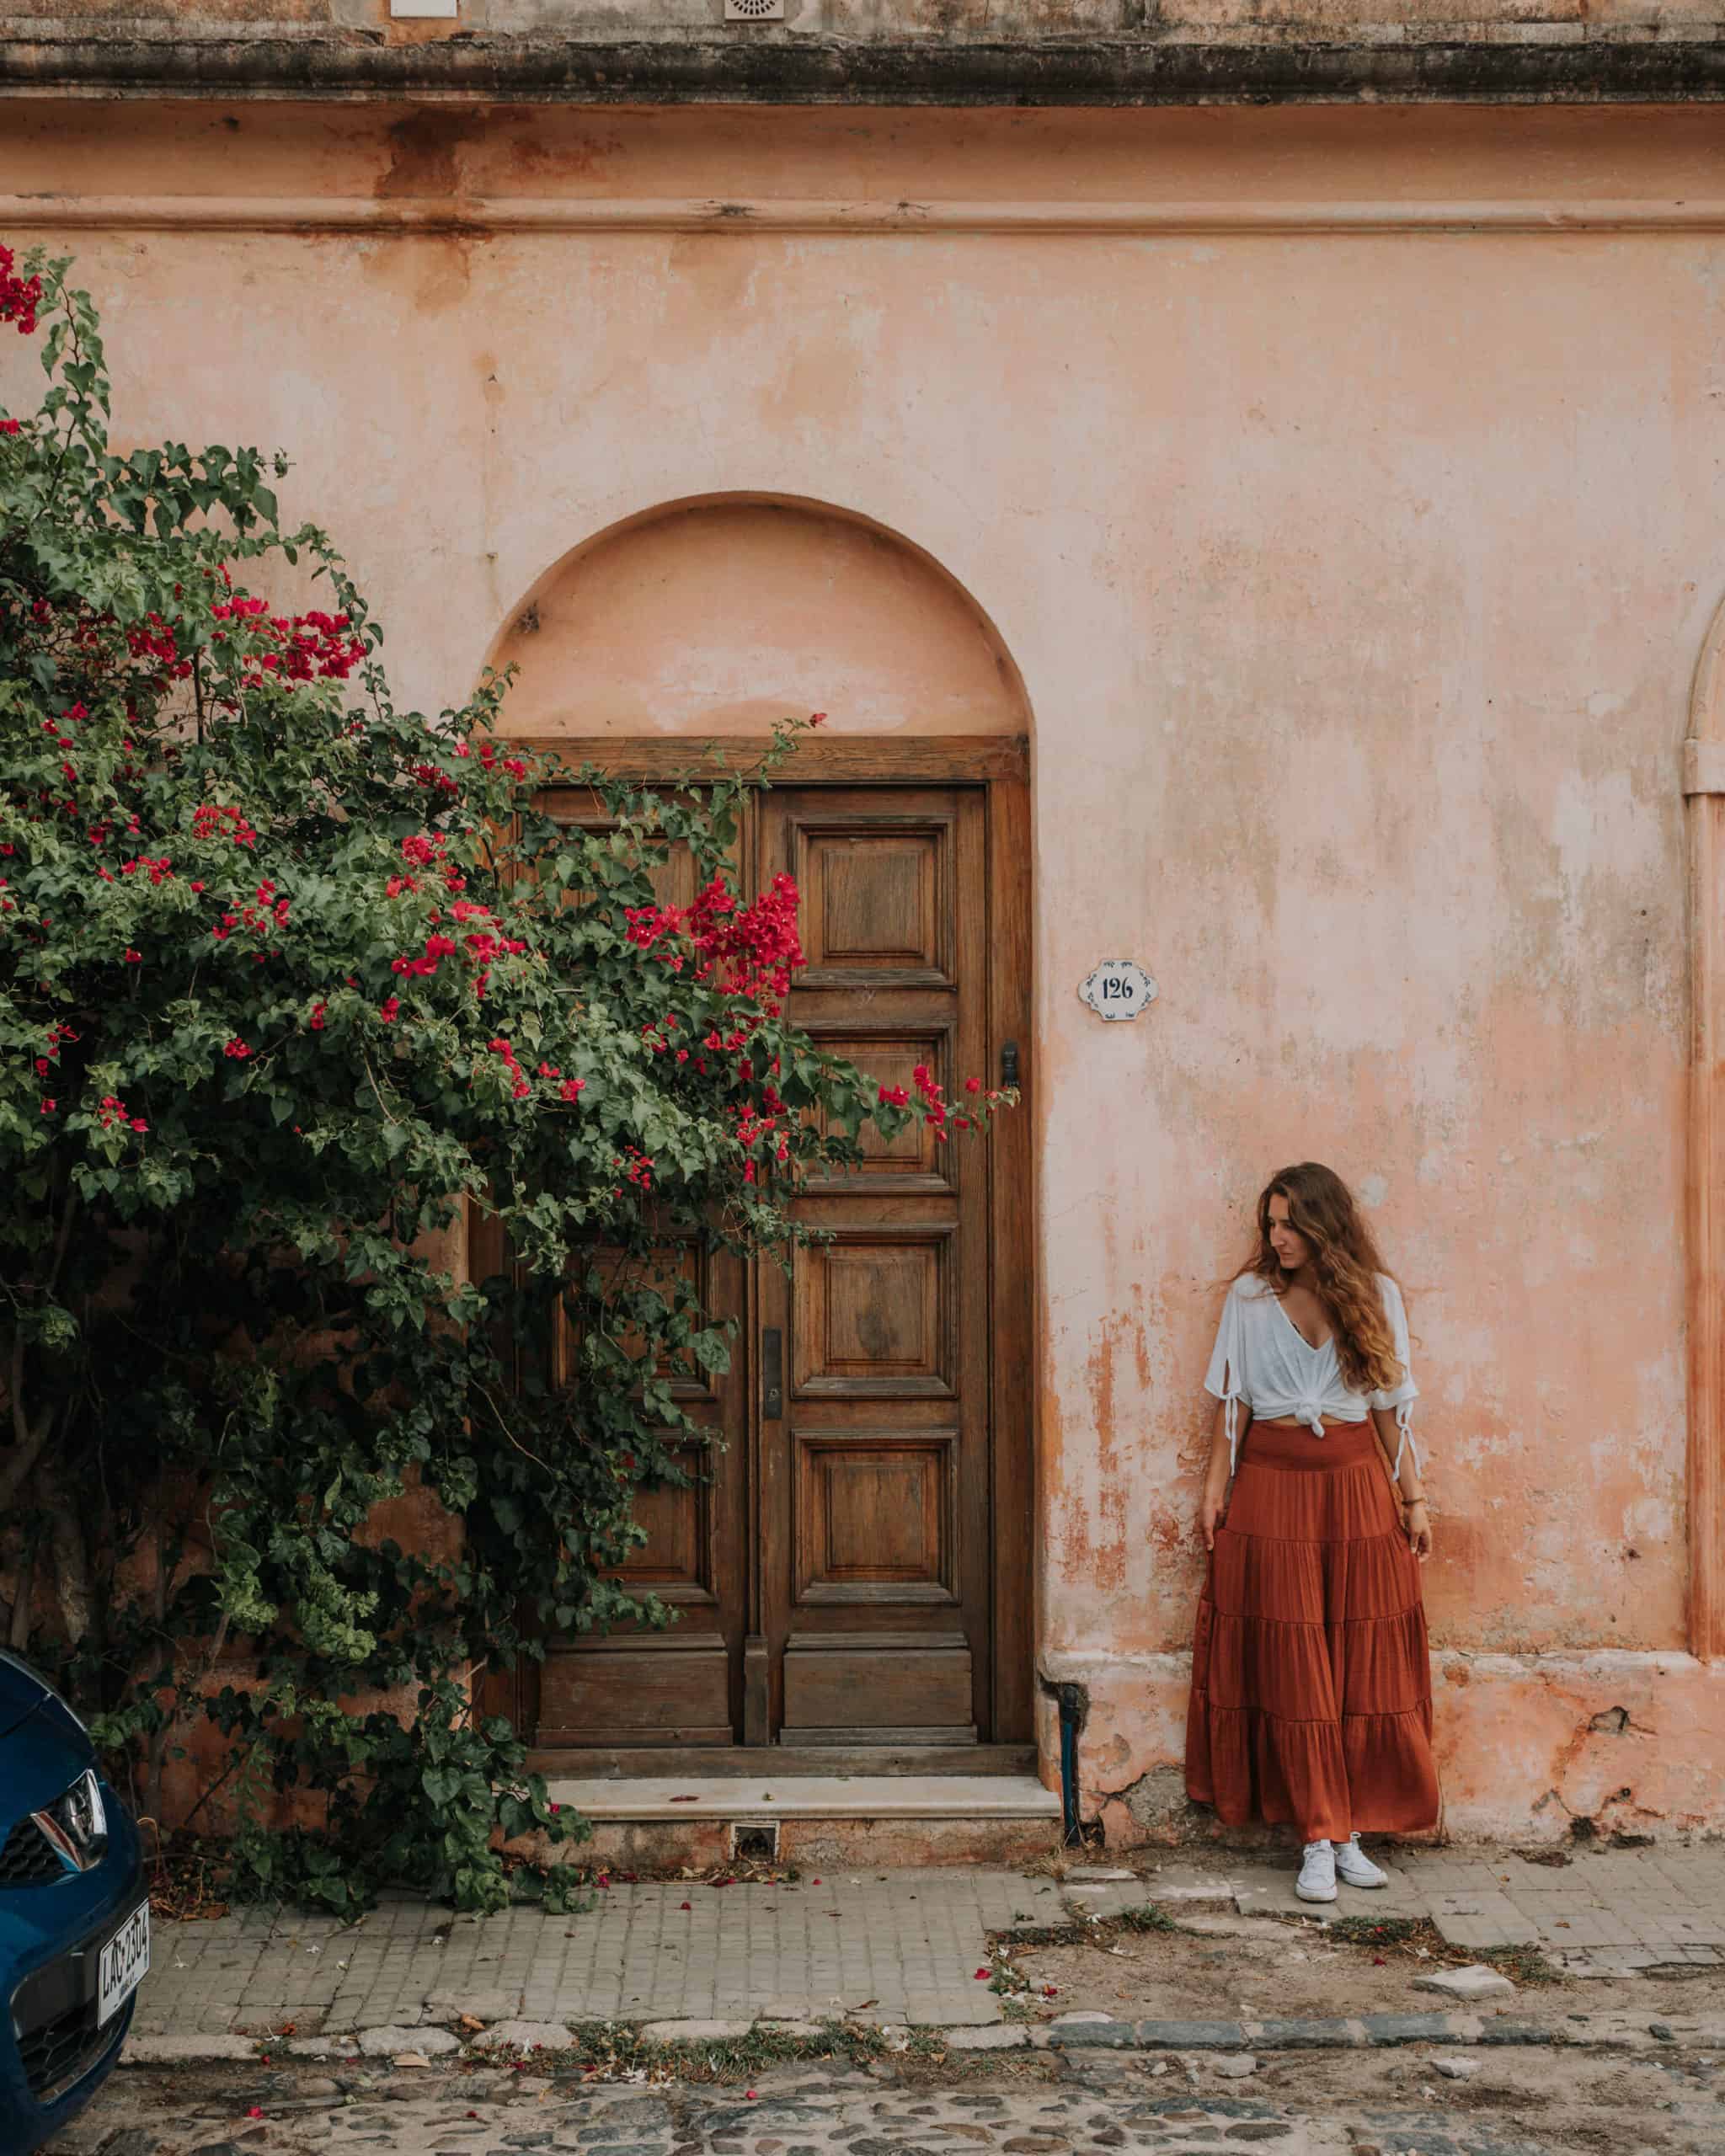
1184,1161,1437,1903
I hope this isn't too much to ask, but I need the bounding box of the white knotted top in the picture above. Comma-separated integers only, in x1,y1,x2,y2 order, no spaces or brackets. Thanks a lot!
1204,1269,1420,1479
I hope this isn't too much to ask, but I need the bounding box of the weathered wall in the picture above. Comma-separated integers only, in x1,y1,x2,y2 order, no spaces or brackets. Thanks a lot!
7,0,1725,108
8,0,1725,47
3,99,1722,1838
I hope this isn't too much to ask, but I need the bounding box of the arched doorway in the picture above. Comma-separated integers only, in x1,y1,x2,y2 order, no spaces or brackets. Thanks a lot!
487,492,1030,740
482,497,1036,1770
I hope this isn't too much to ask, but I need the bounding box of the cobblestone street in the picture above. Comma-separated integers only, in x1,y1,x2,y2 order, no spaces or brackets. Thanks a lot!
45,2038,1725,2156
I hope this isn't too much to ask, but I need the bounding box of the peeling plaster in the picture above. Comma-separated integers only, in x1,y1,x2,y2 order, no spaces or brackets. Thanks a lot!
1048,1650,1725,1844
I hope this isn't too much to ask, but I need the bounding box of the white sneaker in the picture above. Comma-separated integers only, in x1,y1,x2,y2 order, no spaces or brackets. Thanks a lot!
1295,1839,1338,1903
1334,1834,1389,1890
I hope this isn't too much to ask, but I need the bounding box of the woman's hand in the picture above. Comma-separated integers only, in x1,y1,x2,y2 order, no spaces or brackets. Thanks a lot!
1404,1498,1432,1563
1199,1484,1229,1552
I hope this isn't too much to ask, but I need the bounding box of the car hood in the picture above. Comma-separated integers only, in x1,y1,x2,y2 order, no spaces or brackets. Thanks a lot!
0,1652,51,1741
1,1698,97,1833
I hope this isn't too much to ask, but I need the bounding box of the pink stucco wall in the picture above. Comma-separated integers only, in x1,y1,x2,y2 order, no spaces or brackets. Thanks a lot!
5,99,1724,1838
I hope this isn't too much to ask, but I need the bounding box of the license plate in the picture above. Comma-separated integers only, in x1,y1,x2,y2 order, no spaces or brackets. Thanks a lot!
98,1902,149,2025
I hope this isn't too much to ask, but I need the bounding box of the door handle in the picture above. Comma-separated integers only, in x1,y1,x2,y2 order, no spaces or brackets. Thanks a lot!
1001,1038,1021,1089
761,1326,784,1420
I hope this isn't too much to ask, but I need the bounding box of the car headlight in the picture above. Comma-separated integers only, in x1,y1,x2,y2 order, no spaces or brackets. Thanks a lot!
62,1769,107,1853
0,1648,89,1738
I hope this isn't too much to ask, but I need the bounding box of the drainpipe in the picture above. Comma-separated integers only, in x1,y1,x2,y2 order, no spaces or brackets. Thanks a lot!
1054,1682,1087,1848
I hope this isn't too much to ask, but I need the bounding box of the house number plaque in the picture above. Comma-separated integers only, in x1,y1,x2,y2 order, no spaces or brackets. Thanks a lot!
1080,960,1158,1022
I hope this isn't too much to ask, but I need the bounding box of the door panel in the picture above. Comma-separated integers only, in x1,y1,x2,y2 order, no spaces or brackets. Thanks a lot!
537,1638,733,1748
793,1428,959,1604
620,1453,719,1598
781,1632,974,1739
795,808,959,988
808,1024,957,1193
793,1225,958,1397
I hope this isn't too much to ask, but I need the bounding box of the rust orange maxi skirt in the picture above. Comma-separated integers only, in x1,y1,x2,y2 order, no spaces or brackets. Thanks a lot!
1184,1415,1439,1844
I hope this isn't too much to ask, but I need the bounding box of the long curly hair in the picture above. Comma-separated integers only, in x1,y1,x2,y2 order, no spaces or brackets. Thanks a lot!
1241,1161,1405,1396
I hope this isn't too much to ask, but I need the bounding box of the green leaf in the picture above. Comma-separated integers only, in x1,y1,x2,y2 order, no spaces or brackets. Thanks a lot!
689,1329,731,1375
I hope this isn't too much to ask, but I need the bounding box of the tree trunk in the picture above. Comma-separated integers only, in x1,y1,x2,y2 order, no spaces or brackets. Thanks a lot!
6,1530,37,1652
45,1474,98,1652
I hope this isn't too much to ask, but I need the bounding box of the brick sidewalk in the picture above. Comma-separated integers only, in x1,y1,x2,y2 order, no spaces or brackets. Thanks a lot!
131,1843,1725,2044
136,1870,1046,2039
1178,1842,1725,1976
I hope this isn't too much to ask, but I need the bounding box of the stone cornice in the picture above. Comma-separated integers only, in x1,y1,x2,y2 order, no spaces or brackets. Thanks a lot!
3,30,1725,104
5,193,1725,232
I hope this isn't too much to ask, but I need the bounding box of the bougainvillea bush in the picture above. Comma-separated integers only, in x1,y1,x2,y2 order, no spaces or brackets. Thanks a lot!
0,248,1007,1913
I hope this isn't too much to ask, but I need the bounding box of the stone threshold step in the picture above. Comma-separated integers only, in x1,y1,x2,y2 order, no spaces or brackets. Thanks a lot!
542,1772,1061,1821
529,1742,1037,1778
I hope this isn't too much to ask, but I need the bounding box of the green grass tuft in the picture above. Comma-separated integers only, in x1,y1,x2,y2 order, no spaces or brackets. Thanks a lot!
1115,1903,1178,1935
1323,1915,1427,1945
1479,1944,1564,1987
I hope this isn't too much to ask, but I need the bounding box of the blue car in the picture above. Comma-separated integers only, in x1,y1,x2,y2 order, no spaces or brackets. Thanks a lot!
0,1651,147,2154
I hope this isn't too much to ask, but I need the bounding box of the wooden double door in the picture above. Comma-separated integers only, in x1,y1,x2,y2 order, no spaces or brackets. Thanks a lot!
510,742,1033,1767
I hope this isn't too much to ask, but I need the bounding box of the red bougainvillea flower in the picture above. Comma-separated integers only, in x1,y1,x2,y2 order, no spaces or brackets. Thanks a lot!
192,803,259,849
211,593,365,684
474,739,528,782
626,870,804,1009
223,1038,251,1059
0,243,42,334
487,1037,531,1099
